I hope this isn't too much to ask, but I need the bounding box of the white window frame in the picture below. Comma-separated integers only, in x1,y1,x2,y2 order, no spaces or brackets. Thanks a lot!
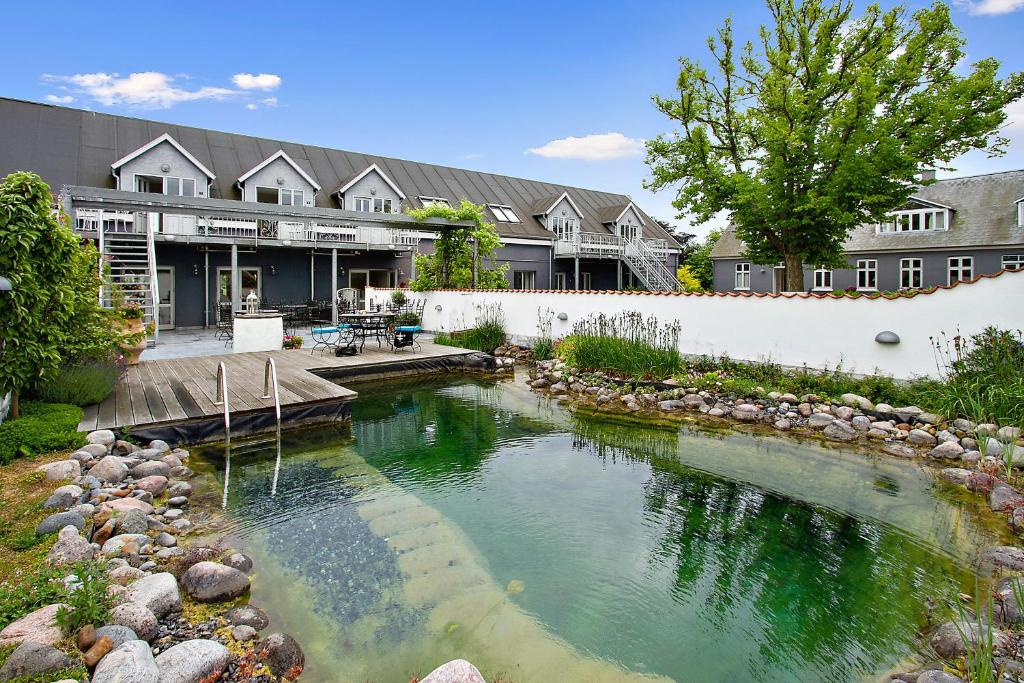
856,259,878,291
279,188,304,206
947,256,973,285
580,272,592,290
900,258,923,289
877,206,950,234
1017,200,1024,227
812,268,832,291
488,204,521,223
513,270,536,290
353,197,372,212
418,196,451,208
550,216,577,241
135,174,195,197
1003,254,1024,271
734,262,751,290
554,272,567,290
373,197,394,214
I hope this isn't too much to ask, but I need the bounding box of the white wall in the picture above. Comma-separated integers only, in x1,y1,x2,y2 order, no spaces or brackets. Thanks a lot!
368,269,1024,379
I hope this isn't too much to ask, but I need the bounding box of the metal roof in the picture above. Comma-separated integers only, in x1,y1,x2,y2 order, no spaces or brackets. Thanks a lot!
0,97,674,244
711,170,1024,259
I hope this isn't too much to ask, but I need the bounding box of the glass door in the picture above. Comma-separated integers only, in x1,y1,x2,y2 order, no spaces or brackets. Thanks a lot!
156,267,174,330
217,268,262,310
349,270,369,309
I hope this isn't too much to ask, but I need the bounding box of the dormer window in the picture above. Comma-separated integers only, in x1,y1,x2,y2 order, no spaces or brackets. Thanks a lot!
878,199,951,233
1016,198,1024,227
419,196,451,208
354,197,393,213
255,186,304,206
489,205,521,223
550,216,577,240
135,175,196,197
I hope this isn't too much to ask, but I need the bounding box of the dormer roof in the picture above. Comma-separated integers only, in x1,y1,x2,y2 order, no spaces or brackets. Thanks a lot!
111,133,215,180
236,150,320,192
530,191,583,217
333,163,405,199
598,201,644,225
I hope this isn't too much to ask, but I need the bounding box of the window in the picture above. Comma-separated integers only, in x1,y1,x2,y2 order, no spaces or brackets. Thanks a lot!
280,189,304,206
418,196,451,208
619,222,639,241
735,262,751,290
878,207,949,233
812,268,832,291
900,258,923,289
1018,201,1024,227
354,197,372,212
550,216,577,240
513,270,535,290
1003,254,1024,271
856,259,878,290
948,256,973,285
373,198,394,213
580,272,592,290
488,205,521,223
554,272,567,290
135,174,195,197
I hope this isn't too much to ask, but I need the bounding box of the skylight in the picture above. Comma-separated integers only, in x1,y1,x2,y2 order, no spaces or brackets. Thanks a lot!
419,196,451,208
488,204,521,223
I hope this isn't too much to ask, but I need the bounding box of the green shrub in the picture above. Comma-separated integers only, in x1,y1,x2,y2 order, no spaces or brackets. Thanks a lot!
394,312,421,326
56,562,112,635
435,302,506,354
30,350,123,406
0,401,85,463
532,337,554,361
930,327,1024,423
0,566,67,629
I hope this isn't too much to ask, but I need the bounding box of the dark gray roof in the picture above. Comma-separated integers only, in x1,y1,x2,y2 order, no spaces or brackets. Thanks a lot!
597,203,630,224
711,169,1024,259
0,97,674,243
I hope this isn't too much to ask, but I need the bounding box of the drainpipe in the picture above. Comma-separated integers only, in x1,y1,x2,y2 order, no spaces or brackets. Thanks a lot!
574,255,580,291
203,250,210,328
310,252,315,300
331,248,338,323
231,244,240,314
548,246,552,289
472,237,478,288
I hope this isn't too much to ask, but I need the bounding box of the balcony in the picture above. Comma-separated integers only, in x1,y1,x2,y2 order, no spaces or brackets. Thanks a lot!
553,231,670,259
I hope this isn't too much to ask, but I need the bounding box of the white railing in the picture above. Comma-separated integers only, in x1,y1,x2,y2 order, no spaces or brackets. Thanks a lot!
624,237,679,291
554,232,671,259
144,215,160,345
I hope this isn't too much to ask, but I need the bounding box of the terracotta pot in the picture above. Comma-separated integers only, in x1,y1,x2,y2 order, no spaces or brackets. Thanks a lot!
116,317,147,365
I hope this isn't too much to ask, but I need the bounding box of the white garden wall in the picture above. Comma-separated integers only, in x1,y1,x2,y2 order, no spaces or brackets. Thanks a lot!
367,270,1024,379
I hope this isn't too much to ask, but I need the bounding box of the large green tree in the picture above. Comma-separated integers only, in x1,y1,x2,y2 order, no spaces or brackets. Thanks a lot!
407,200,509,290
646,0,1024,291
0,173,83,416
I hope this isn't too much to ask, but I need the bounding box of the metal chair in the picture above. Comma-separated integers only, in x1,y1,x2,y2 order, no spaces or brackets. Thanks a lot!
215,303,233,343
387,323,423,352
310,324,359,356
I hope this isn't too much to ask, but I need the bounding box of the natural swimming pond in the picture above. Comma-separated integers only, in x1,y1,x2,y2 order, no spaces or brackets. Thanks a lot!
191,372,1004,682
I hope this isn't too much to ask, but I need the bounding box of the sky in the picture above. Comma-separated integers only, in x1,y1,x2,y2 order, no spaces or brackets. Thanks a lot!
1,0,1023,239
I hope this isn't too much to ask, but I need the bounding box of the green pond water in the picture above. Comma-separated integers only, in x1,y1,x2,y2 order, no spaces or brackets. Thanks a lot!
191,372,1003,683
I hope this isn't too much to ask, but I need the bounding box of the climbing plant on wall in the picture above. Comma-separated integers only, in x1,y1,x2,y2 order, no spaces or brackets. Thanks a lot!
407,200,509,290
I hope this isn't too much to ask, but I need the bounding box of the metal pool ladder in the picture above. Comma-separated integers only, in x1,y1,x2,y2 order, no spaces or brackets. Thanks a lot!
212,361,232,509
262,357,284,496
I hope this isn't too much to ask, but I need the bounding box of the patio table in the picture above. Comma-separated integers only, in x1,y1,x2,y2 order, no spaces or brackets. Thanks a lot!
339,312,396,350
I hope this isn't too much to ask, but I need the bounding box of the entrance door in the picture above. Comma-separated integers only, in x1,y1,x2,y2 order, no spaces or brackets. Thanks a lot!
773,266,786,294
156,267,175,330
349,270,369,308
217,267,262,311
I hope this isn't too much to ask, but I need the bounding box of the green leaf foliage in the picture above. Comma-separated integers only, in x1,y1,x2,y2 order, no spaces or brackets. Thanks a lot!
407,200,509,290
646,0,1024,290
0,401,85,463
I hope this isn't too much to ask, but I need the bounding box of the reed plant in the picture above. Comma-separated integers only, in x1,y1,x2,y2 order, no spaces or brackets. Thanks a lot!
434,302,507,354
928,327,1024,425
559,312,682,379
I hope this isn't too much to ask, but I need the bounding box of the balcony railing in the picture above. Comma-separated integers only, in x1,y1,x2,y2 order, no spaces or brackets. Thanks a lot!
553,231,670,258
73,209,419,250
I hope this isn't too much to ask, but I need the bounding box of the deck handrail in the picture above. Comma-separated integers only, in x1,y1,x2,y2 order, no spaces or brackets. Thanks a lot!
261,357,282,425
212,362,231,447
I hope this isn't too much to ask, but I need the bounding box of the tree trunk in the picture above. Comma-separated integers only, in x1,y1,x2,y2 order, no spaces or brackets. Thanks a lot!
783,253,804,293
10,391,19,420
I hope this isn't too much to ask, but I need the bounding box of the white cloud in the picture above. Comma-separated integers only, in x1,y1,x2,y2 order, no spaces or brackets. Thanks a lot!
261,96,278,107
527,132,645,161
954,0,1024,15
43,72,235,108
246,103,258,111
45,94,74,104
232,73,282,91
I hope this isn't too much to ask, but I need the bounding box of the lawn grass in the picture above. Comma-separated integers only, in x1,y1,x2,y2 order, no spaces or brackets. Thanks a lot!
0,402,85,464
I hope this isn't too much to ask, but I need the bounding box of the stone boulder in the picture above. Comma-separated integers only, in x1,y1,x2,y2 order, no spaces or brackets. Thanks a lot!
91,640,159,683
90,457,128,484
940,468,972,486
732,404,761,422
86,429,116,447
840,393,874,411
257,633,305,678
0,641,75,680
131,461,170,479
35,511,85,536
917,672,966,683
906,429,937,446
108,603,159,641
37,460,80,481
115,508,150,535
43,484,83,510
154,639,231,683
421,659,486,683
807,413,835,429
225,605,270,630
47,526,94,565
94,624,138,649
823,420,857,442
126,572,181,619
990,485,1024,512
927,441,965,460
0,604,65,647
102,533,151,556
223,552,253,573
882,444,917,459
834,406,855,422
181,562,250,602
101,497,153,515
931,620,1011,659
166,481,193,498
134,475,168,495
981,546,1024,572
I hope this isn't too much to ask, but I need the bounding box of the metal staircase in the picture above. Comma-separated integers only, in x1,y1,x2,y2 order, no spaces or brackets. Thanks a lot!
99,212,159,346
623,238,681,291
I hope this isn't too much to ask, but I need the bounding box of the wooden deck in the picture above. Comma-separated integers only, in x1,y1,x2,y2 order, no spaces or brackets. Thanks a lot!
79,341,475,432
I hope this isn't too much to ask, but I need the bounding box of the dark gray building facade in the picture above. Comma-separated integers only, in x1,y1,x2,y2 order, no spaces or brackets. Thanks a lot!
710,170,1024,293
0,97,680,331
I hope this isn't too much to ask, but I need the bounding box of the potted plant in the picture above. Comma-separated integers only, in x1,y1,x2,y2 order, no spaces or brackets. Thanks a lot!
283,335,304,350
116,304,149,365
390,290,408,310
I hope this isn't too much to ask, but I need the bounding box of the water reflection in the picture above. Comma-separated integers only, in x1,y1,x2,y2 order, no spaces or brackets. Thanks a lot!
193,374,998,683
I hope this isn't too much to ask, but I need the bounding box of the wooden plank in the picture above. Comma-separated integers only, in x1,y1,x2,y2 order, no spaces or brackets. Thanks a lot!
155,359,206,419
137,362,170,423
145,361,188,422
125,365,154,426
112,379,133,428
78,402,99,432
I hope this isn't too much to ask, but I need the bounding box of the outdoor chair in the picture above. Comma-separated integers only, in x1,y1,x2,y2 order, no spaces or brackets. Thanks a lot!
387,323,423,352
309,324,358,356
215,303,233,343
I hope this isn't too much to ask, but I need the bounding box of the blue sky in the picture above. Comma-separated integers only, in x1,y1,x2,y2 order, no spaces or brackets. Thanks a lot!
1,0,1022,238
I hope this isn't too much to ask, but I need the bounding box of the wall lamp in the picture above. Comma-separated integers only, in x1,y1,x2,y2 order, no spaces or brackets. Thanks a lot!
270,265,278,276
875,331,900,344
435,304,442,312
192,265,199,276
557,312,568,321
